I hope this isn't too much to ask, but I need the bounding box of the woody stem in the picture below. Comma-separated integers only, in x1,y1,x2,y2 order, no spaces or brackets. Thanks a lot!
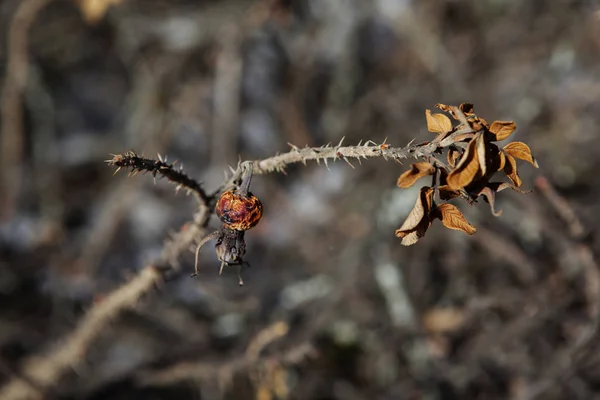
238,161,253,197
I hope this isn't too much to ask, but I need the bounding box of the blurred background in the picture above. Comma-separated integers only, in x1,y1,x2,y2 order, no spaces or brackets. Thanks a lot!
1,0,600,399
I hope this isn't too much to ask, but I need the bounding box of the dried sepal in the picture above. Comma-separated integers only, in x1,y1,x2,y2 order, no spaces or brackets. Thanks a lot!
447,134,482,190
432,203,476,235
489,121,516,141
459,103,475,115
476,131,487,177
425,109,453,134
503,142,539,168
503,154,522,187
397,162,436,188
434,103,459,120
447,147,460,168
395,187,434,246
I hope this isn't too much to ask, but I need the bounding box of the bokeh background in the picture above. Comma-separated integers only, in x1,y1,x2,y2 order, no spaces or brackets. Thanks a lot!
1,0,600,399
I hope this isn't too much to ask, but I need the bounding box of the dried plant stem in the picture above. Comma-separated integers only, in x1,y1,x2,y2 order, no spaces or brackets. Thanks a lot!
2,139,440,399
108,151,210,204
0,205,210,400
253,140,435,174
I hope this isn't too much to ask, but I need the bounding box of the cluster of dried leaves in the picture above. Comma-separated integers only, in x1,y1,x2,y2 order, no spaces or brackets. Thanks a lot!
396,103,538,245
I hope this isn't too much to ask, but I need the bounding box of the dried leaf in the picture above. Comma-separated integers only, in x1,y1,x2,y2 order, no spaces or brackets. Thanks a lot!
503,154,522,187
489,121,516,141
433,203,476,235
488,182,533,194
477,186,502,216
447,147,460,168
503,142,539,168
447,134,482,190
396,187,434,246
438,185,460,200
397,219,431,246
397,162,435,188
397,187,433,232
452,132,476,142
497,150,506,171
426,110,453,134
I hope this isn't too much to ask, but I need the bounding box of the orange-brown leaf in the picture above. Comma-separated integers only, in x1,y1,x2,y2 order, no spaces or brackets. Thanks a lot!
503,142,539,168
503,154,522,187
397,162,435,188
489,121,516,141
426,109,453,134
396,187,433,232
447,134,482,191
497,150,506,171
433,203,476,235
477,186,502,217
397,218,432,246
396,187,434,246
438,185,460,200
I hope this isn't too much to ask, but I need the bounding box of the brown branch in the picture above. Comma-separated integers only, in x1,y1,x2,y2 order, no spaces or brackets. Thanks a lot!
213,139,440,197
253,139,436,174
107,151,210,204
0,204,211,400
0,137,451,399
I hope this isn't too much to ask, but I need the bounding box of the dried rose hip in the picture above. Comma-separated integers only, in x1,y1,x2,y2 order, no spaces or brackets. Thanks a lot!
215,190,263,231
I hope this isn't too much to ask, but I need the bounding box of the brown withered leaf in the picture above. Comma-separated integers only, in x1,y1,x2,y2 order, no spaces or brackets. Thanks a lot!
503,142,539,168
488,182,533,194
426,109,453,134
432,203,476,235
477,186,502,217
447,147,460,168
503,154,522,187
396,187,434,246
447,134,482,191
397,162,435,188
489,121,516,141
476,182,533,217
438,185,460,200
452,132,476,142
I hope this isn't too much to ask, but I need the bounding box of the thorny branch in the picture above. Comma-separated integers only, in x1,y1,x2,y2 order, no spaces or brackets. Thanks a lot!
0,103,539,399
107,151,210,205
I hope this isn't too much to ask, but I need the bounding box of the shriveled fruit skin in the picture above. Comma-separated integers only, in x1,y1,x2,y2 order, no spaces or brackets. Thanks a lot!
215,190,263,231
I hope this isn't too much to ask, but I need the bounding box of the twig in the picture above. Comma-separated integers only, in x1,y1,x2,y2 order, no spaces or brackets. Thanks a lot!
107,150,210,205
0,0,55,220
0,205,211,400
1,138,442,399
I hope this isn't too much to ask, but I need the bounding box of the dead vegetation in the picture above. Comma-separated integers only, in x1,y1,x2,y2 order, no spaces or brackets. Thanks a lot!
1,1,600,399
